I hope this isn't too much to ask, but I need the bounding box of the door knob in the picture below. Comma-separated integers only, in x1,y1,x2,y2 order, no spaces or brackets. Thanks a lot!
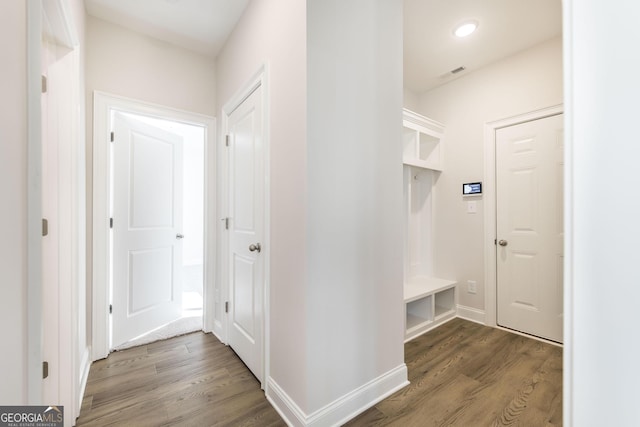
176,233,184,240
249,243,261,253
498,239,508,247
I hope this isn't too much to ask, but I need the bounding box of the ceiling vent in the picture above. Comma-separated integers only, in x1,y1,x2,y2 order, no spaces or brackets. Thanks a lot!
450,66,466,75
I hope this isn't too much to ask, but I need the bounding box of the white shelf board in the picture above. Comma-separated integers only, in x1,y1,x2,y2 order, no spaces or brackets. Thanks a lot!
406,313,432,331
435,305,455,320
404,276,457,303
402,157,442,172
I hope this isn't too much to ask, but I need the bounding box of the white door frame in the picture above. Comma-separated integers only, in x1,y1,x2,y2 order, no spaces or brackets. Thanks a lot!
28,0,85,416
483,104,563,329
218,66,270,388
92,92,217,360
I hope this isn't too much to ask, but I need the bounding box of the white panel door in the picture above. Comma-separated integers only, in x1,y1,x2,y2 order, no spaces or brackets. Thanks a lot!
227,85,264,382
112,113,183,348
496,113,564,343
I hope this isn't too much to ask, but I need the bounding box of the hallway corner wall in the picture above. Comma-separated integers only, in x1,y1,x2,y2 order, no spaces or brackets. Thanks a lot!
0,0,29,404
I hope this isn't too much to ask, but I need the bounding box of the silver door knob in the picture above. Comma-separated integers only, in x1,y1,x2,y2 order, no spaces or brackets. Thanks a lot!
176,234,184,239
249,243,261,253
498,239,508,246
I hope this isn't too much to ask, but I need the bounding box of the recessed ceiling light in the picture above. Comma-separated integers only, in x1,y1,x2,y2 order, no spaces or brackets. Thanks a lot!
454,21,478,38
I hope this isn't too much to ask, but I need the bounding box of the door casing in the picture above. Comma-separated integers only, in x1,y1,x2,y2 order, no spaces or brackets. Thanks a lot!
218,66,270,389
92,92,216,359
483,104,563,337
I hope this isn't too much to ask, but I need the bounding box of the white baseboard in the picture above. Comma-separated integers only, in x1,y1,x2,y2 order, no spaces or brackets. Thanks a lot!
456,305,486,325
267,364,409,427
266,379,306,427
309,364,408,427
77,347,91,417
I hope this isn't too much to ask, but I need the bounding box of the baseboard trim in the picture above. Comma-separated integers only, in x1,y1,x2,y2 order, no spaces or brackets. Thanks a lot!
210,327,225,345
77,346,91,417
309,364,408,427
456,305,486,325
266,378,306,427
267,364,409,427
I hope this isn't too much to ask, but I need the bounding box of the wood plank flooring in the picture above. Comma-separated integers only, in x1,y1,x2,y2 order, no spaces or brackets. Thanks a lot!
346,318,562,426
76,332,285,426
76,318,562,426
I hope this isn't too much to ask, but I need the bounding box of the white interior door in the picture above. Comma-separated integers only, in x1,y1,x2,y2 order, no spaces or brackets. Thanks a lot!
227,85,265,383
496,113,564,343
112,113,183,348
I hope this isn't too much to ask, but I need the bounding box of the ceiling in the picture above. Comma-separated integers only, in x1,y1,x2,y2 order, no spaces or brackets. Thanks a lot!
84,0,250,57
84,0,562,93
404,0,562,93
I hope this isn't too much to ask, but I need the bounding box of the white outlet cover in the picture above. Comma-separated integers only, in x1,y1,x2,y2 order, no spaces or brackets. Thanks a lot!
467,280,477,294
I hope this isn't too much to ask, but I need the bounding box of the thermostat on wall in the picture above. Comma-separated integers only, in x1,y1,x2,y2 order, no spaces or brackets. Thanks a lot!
463,182,482,196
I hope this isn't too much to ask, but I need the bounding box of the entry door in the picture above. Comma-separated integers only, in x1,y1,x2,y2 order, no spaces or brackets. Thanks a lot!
112,113,184,348
496,113,564,343
227,84,265,382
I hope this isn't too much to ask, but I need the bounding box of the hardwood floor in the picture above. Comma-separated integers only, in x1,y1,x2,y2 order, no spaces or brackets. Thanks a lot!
347,318,562,426
76,319,561,426
76,332,285,426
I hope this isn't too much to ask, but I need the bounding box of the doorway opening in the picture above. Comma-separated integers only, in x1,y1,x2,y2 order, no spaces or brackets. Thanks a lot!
110,112,206,350
92,92,216,360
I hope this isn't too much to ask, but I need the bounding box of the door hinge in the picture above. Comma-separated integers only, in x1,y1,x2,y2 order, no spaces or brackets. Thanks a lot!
224,217,229,230
225,135,230,147
225,301,229,313
42,361,49,379
42,218,49,237
109,304,113,314
110,218,113,229
41,75,47,94
110,131,115,142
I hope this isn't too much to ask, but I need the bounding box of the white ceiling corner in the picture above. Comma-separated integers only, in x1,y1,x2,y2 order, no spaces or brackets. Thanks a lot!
84,0,250,57
403,0,562,93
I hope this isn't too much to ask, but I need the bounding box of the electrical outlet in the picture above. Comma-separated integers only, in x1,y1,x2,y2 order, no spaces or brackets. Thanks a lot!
467,280,477,294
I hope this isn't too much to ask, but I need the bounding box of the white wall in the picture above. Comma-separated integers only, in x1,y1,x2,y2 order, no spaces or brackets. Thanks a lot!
182,133,205,266
417,37,563,313
306,0,406,416
403,88,419,111
86,16,216,117
565,1,640,425
0,0,28,404
216,0,308,413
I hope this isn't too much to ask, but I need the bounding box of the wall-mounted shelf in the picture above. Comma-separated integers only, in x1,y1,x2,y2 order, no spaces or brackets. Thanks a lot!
402,109,445,171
